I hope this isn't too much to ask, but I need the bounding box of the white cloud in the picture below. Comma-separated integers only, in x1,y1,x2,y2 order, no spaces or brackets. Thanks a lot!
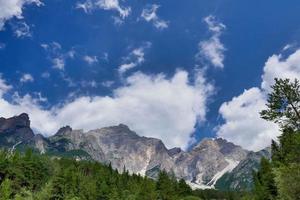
76,0,94,13
41,42,74,70
41,72,50,78
196,15,226,68
217,88,280,151
0,0,42,30
20,73,34,83
101,80,114,87
52,58,65,70
112,16,124,26
118,42,151,75
261,49,300,92
76,0,131,19
0,43,6,49
12,21,31,38
141,4,169,30
83,55,98,65
217,49,300,151
0,70,213,149
0,74,12,97
80,80,98,88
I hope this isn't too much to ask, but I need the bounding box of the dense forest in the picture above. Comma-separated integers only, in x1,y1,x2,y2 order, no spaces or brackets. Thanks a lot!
0,149,245,200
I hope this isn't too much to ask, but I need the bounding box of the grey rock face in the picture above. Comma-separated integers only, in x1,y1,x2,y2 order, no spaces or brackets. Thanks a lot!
46,127,249,189
215,147,271,191
0,113,34,146
48,124,174,175
168,138,248,188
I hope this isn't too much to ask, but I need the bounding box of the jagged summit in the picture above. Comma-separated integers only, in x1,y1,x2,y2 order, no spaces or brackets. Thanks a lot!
0,113,34,146
54,125,73,136
0,113,31,132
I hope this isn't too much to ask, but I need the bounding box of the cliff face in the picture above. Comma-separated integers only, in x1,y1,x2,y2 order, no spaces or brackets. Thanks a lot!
215,147,271,191
0,113,270,191
46,127,250,189
0,113,34,146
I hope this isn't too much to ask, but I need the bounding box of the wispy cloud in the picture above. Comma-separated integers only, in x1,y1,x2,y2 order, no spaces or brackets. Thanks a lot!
196,15,226,69
41,42,75,70
0,74,12,97
0,43,5,50
76,0,131,19
141,4,169,30
20,73,34,83
118,42,151,75
11,21,31,38
83,55,98,65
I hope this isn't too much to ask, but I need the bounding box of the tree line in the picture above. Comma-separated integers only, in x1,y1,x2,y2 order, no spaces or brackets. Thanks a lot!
245,78,300,200
0,149,244,200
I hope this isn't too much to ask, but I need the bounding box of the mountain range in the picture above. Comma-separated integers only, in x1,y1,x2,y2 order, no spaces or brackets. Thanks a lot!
0,113,271,191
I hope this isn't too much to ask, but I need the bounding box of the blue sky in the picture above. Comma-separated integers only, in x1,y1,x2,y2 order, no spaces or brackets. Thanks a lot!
0,0,300,151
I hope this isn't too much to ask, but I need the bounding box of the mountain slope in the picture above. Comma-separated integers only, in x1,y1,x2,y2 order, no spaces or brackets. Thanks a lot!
215,147,271,191
0,113,269,191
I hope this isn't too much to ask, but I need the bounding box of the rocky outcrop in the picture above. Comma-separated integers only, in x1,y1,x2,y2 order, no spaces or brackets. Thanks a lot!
167,138,248,189
0,113,34,146
215,147,271,191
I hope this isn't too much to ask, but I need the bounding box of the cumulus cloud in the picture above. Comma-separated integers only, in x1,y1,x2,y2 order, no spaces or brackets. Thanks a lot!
0,70,213,149
141,4,169,30
118,42,151,75
217,88,280,151
217,48,300,151
196,15,226,68
76,0,131,19
20,73,34,83
83,55,98,65
0,0,42,30
261,49,300,92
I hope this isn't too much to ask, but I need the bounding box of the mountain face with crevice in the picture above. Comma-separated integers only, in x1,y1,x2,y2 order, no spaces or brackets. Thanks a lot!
0,113,271,191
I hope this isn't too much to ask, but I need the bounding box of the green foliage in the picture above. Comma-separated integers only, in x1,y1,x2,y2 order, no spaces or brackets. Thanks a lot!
274,164,300,200
253,78,300,200
0,149,244,200
0,179,12,200
252,158,277,200
260,78,300,130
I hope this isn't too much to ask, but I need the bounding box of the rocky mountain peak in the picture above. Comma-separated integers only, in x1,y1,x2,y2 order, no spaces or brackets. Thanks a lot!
92,124,139,138
168,147,182,156
193,138,220,152
0,113,30,132
0,113,34,145
55,125,73,136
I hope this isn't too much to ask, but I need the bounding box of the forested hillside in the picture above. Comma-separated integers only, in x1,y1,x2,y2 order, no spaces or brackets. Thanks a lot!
0,149,245,200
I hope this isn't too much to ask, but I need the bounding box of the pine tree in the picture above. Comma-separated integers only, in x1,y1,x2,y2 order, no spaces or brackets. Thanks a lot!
0,178,12,200
177,178,192,197
255,78,300,199
253,158,277,199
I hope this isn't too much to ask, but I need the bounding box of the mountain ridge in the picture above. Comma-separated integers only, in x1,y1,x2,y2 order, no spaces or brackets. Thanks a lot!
0,113,270,191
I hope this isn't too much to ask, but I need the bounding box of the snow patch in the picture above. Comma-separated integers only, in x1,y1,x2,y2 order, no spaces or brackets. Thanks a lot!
207,158,239,187
187,158,240,189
